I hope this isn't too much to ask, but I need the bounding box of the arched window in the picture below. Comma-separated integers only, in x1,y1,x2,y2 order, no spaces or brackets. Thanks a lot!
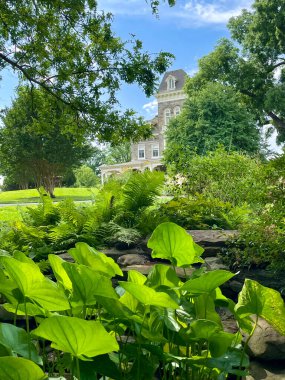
164,108,171,126
174,106,181,116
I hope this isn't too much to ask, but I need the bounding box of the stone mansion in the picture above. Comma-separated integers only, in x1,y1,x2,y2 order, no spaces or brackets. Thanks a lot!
100,69,187,183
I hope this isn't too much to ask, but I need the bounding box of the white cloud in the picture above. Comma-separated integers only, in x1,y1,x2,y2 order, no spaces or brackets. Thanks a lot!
142,99,157,116
97,0,253,27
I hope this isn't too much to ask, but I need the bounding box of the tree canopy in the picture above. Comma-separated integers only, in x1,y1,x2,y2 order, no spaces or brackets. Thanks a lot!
0,0,174,143
0,87,93,196
164,82,260,172
187,0,285,142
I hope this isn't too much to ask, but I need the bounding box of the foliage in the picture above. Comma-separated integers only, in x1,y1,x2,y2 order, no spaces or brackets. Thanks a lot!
185,0,285,142
164,82,260,164
157,195,252,230
166,148,266,207
0,87,93,197
74,165,99,188
0,0,174,143
0,171,164,257
0,224,284,379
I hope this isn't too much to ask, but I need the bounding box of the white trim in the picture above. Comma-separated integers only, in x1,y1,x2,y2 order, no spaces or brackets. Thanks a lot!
138,144,145,160
151,144,159,158
164,108,171,126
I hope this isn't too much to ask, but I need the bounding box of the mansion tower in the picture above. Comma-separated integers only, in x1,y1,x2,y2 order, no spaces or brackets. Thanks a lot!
100,69,187,182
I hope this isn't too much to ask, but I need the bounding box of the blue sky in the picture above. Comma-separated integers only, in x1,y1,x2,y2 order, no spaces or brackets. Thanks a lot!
0,0,253,115
0,0,281,152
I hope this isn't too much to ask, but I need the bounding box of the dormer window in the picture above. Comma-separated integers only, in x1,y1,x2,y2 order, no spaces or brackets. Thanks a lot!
166,75,176,91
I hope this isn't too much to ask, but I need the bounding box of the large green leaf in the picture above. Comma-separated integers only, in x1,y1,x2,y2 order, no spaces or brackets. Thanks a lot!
146,264,180,290
119,281,179,309
63,262,118,306
119,270,147,313
147,222,204,267
48,254,72,290
33,316,119,359
68,242,123,277
0,323,42,364
181,270,235,294
1,257,70,311
235,279,285,335
0,357,46,380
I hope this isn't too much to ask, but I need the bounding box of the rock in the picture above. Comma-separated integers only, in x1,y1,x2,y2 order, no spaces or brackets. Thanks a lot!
121,265,194,278
102,247,148,262
246,360,285,379
247,318,285,361
188,230,239,247
204,257,229,271
58,253,74,262
117,253,150,267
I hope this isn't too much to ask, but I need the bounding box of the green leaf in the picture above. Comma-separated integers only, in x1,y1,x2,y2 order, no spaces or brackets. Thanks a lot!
0,357,46,380
1,257,70,311
33,316,119,359
147,222,204,267
119,281,179,309
235,279,285,335
0,323,42,364
48,254,72,290
68,242,123,277
209,331,237,358
63,262,118,306
80,354,123,380
194,294,221,325
119,270,147,313
189,319,221,340
146,264,180,289
181,270,235,294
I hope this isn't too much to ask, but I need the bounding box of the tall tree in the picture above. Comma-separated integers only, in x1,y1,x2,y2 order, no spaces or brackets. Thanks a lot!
164,82,260,172
0,87,93,197
187,0,285,142
0,1,174,143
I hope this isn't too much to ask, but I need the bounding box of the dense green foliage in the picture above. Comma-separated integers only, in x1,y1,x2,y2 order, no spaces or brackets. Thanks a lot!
0,223,284,379
164,83,260,163
0,0,174,143
0,172,164,257
0,87,93,196
186,0,285,142
74,165,99,188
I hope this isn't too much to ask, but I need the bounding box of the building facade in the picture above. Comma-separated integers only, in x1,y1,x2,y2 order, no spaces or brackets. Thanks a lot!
100,69,187,183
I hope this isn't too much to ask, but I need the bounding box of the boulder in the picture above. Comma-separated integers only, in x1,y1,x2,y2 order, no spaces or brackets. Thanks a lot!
247,318,285,361
204,257,229,271
117,253,150,267
246,360,285,379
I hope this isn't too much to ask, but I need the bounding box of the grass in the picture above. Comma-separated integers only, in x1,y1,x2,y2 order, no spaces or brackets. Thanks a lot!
0,187,99,204
0,206,28,222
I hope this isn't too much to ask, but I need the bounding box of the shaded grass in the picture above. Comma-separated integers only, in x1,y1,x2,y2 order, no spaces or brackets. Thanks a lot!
0,187,98,204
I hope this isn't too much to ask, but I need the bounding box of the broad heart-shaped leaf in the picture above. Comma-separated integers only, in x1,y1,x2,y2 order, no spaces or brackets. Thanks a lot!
68,242,123,277
62,262,118,306
147,222,204,267
48,254,72,290
119,281,179,309
146,264,180,290
181,270,235,294
1,257,70,311
235,279,285,335
0,323,42,364
33,316,119,359
3,303,49,318
0,357,46,380
119,270,147,313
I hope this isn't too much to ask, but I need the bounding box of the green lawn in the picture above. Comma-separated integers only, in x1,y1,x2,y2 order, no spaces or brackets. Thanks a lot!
0,187,98,204
0,206,28,222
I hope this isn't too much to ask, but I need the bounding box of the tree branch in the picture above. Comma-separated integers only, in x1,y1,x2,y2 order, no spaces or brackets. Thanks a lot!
0,51,75,109
268,111,285,130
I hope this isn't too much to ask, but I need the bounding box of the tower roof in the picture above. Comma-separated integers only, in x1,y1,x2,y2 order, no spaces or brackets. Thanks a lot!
158,69,187,93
